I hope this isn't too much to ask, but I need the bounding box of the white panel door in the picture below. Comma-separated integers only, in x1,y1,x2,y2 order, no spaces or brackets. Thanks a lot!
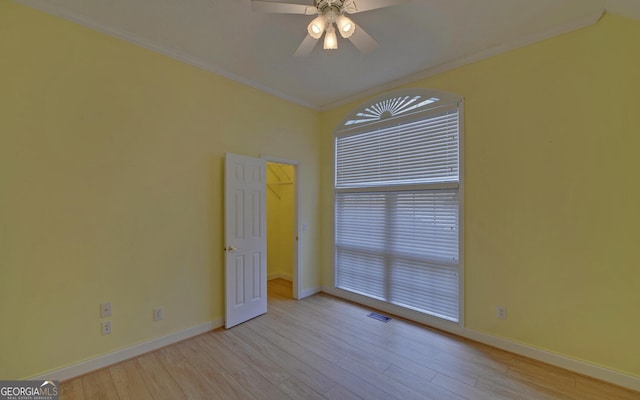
224,153,267,329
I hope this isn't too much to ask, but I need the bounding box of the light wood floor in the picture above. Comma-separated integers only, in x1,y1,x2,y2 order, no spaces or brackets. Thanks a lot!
61,279,639,399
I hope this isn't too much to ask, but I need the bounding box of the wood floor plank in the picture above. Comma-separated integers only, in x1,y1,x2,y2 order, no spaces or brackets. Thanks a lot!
196,332,250,373
60,377,85,400
209,328,291,385
383,365,468,400
230,367,294,400
250,310,345,363
574,375,640,400
81,368,120,400
229,323,336,396
232,321,336,394
211,325,327,400
58,279,639,400
475,371,576,400
108,359,153,400
267,278,292,297
322,384,365,400
197,333,292,400
276,375,330,400
266,296,442,378
336,355,429,400
173,339,257,400
135,352,187,400
431,372,513,400
156,345,224,400
244,315,400,400
261,306,393,372
506,361,577,395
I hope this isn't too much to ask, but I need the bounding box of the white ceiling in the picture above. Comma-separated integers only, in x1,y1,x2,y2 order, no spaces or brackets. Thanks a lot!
16,0,640,110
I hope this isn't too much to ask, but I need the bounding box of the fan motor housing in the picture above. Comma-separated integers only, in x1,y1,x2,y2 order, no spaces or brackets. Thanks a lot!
315,0,346,13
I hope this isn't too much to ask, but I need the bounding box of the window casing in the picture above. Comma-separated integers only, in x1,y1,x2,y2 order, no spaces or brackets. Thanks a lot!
334,89,463,323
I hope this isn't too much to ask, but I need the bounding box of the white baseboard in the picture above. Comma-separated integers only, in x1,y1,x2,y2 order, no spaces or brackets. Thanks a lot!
268,272,292,281
321,287,640,392
31,319,223,382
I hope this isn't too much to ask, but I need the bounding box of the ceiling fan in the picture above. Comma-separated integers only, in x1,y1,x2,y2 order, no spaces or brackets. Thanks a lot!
252,0,409,56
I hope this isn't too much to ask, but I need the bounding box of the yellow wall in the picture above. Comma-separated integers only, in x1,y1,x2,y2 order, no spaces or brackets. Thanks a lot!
266,163,294,280
321,13,640,377
0,1,320,379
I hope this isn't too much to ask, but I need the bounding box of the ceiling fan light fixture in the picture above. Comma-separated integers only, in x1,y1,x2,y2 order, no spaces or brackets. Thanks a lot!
307,15,327,39
336,14,355,38
323,24,338,49
252,0,389,55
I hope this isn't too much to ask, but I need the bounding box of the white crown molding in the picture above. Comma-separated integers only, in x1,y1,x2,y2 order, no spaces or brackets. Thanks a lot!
12,0,319,111
30,319,222,382
318,8,606,111
322,286,640,392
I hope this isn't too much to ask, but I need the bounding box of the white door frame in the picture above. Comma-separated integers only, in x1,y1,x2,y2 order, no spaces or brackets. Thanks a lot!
261,155,301,300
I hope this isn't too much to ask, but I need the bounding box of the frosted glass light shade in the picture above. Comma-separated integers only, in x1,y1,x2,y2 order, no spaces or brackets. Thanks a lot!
307,16,327,39
324,24,338,49
336,15,355,38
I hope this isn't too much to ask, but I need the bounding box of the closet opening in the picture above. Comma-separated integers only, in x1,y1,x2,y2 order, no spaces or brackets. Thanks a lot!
265,159,300,299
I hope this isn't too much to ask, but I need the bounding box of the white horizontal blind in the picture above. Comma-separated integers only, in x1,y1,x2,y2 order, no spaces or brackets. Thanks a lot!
335,95,461,323
336,112,459,187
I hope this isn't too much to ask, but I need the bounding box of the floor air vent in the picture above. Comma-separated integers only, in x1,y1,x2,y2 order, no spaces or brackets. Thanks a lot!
367,312,391,323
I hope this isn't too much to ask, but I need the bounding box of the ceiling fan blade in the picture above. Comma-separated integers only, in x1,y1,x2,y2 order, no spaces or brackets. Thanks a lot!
252,1,318,15
343,0,409,14
348,23,378,53
294,34,319,57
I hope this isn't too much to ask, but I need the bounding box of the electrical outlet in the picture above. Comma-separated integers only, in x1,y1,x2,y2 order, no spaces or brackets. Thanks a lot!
153,307,163,322
101,320,112,335
100,302,112,318
497,306,507,320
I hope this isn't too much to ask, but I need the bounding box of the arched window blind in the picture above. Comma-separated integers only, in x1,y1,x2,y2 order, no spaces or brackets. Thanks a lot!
335,89,463,323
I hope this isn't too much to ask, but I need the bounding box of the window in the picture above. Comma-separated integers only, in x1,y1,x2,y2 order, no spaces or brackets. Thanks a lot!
334,89,463,323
